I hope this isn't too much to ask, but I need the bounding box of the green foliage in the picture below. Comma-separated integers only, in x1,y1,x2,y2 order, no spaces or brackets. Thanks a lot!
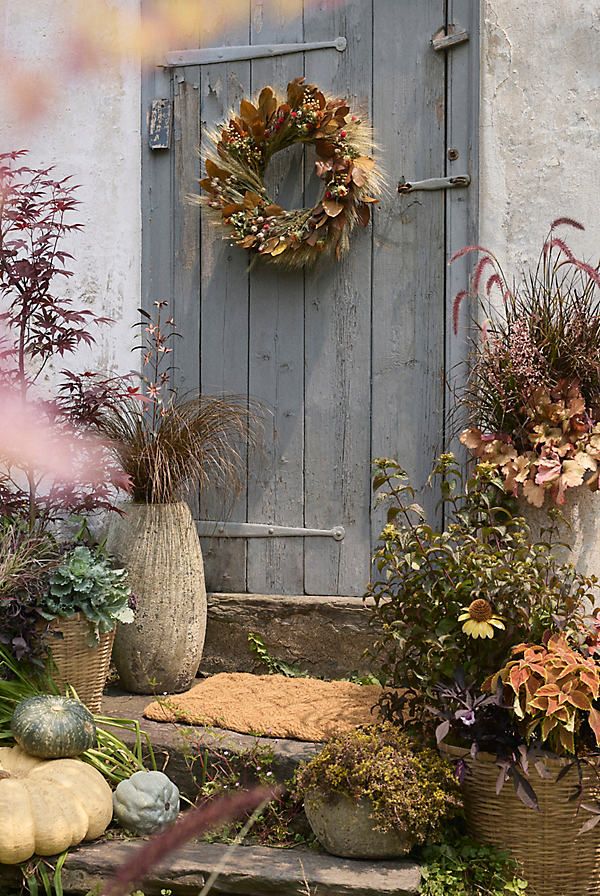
189,741,310,848
0,645,155,784
247,632,381,685
295,722,461,844
420,835,528,895
41,545,133,642
368,454,597,711
247,632,308,678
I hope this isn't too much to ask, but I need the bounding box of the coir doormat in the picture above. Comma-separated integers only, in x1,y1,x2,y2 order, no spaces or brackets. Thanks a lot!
143,672,384,742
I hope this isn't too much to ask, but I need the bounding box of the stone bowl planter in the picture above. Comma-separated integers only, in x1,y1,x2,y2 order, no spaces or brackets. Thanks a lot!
303,791,414,859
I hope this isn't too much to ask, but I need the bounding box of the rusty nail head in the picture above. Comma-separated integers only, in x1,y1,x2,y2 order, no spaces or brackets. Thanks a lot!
447,148,459,161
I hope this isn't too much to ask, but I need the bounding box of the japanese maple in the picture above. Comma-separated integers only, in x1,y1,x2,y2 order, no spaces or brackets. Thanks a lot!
0,150,130,529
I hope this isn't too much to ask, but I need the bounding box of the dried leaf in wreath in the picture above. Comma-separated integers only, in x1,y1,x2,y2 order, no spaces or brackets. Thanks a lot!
240,99,259,123
356,203,371,227
323,199,344,217
264,204,284,216
271,241,288,256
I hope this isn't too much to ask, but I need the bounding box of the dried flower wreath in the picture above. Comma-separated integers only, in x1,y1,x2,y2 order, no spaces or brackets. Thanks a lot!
199,77,384,268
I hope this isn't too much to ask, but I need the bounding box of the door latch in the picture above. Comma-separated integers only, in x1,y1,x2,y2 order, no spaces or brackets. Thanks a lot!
397,175,471,195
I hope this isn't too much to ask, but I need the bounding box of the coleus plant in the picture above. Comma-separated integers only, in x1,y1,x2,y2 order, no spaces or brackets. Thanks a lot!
452,218,600,506
484,634,600,756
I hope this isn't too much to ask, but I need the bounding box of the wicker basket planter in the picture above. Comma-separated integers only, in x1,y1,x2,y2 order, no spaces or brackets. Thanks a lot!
442,743,600,896
42,614,115,714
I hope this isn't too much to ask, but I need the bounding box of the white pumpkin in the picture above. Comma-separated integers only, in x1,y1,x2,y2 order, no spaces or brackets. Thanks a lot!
113,770,180,835
0,745,113,864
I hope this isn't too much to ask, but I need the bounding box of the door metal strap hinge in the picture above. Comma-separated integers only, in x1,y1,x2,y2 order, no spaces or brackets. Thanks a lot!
431,26,469,52
197,521,345,541
397,175,471,195
163,37,346,68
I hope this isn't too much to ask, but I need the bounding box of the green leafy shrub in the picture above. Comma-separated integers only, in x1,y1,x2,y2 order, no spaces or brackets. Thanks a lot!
189,742,309,848
40,545,133,642
295,723,461,843
367,454,598,713
420,835,528,895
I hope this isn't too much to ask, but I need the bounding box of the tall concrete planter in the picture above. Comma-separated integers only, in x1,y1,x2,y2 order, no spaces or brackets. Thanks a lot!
106,502,206,694
521,487,600,583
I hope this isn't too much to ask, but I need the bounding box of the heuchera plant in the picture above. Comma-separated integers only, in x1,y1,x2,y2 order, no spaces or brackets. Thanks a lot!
0,150,133,530
452,218,600,506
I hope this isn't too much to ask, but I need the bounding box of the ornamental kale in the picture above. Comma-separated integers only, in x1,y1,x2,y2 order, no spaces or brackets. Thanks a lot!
41,545,134,642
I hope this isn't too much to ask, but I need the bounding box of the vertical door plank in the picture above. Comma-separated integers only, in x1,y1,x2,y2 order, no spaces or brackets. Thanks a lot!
445,0,480,458
173,68,201,518
302,0,374,596
371,0,447,548
246,0,306,594
198,6,252,593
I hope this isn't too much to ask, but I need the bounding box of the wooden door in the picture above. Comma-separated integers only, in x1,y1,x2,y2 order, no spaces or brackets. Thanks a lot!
141,0,479,597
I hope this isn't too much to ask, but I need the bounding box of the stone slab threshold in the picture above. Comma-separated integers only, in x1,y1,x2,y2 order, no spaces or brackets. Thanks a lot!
202,593,379,681
0,839,421,896
102,691,322,798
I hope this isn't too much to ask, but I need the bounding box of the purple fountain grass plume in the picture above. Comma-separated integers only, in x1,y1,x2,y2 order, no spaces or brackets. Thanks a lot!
453,290,468,335
102,785,279,896
449,243,492,264
551,217,585,231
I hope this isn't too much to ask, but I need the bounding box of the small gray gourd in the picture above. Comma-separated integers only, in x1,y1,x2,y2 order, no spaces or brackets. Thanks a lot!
113,770,180,835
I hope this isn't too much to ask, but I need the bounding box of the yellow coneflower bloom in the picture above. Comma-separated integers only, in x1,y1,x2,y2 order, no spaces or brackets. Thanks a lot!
459,599,505,639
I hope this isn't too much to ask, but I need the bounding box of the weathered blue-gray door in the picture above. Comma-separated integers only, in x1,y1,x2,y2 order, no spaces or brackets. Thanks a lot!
142,0,479,596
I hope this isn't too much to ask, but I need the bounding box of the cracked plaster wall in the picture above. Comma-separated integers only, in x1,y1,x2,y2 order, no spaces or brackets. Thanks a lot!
480,0,600,577
480,0,600,267
1,0,141,376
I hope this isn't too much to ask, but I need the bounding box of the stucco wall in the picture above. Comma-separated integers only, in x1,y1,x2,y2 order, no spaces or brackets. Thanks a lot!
0,0,141,376
480,0,600,267
480,0,600,579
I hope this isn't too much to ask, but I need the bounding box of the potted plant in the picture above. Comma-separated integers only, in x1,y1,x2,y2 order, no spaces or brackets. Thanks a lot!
92,303,259,693
369,453,600,895
294,722,460,859
37,542,134,711
368,454,595,716
434,634,600,896
452,218,600,577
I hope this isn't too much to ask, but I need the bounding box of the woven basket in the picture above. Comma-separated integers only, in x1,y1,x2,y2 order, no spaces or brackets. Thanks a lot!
43,614,115,714
442,743,600,896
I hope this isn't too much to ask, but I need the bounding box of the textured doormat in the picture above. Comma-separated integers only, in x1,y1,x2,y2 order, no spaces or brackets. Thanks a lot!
144,672,384,742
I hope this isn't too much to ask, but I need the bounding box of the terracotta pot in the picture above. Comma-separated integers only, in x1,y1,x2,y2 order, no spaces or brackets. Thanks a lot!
442,743,600,896
106,502,207,694
303,791,414,859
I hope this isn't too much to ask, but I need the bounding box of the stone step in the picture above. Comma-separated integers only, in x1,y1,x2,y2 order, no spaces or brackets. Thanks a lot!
102,691,321,799
203,593,379,680
0,838,421,896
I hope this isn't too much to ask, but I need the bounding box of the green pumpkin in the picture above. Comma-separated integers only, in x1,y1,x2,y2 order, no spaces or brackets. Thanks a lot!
11,696,96,759
113,770,180,835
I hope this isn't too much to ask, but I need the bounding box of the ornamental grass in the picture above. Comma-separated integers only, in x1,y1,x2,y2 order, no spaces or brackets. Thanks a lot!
452,218,600,506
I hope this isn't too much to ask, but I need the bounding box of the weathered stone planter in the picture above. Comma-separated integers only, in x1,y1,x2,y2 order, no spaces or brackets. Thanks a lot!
521,486,600,582
303,791,414,859
106,502,206,694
